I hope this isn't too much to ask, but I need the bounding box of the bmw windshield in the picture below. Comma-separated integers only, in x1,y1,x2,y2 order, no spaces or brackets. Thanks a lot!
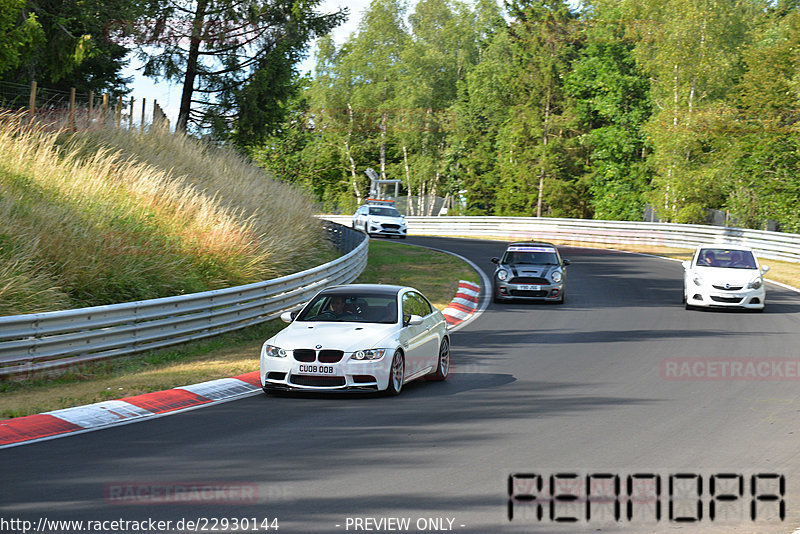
296,292,398,323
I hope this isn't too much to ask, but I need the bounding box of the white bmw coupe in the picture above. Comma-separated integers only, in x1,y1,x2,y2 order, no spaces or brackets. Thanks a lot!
260,284,450,395
683,245,769,311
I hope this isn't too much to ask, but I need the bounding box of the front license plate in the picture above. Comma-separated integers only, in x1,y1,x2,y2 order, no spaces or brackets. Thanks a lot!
296,364,336,375
517,285,542,291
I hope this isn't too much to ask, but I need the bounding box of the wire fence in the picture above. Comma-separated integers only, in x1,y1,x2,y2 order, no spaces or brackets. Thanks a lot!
0,80,170,132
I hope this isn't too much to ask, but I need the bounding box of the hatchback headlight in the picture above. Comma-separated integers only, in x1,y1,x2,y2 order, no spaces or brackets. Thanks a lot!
351,349,386,361
693,276,703,286
551,271,562,283
497,269,509,281
748,278,762,289
263,343,287,358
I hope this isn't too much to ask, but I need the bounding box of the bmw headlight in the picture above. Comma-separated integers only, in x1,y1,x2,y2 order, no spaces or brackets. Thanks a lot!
693,276,703,286
748,278,762,289
351,349,386,361
551,270,562,283
497,269,509,281
263,343,287,358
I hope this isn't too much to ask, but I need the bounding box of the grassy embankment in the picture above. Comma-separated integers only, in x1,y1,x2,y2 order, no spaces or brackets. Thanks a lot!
0,239,479,418
0,111,335,416
0,112,327,315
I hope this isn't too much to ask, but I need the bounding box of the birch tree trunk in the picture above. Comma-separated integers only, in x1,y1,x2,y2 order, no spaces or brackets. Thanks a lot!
346,103,362,205
537,85,551,218
380,112,387,180
403,145,413,215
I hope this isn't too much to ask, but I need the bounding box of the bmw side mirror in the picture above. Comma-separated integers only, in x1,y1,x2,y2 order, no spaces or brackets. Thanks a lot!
280,311,296,323
562,259,571,266
405,314,424,327
761,265,770,273
491,257,499,264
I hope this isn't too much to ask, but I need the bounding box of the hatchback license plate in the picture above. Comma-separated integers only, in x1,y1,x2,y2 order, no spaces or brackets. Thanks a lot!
517,284,542,291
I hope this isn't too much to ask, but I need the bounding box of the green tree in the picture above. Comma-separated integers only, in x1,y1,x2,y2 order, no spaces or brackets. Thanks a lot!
134,0,345,133
620,0,756,222
0,0,43,76
248,74,350,210
2,0,142,93
495,0,585,217
565,6,652,220
394,0,481,214
448,18,512,215
303,0,411,207
717,5,800,231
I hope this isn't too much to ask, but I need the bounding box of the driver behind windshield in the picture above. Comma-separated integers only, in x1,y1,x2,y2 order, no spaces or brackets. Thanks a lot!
700,250,716,266
324,295,355,319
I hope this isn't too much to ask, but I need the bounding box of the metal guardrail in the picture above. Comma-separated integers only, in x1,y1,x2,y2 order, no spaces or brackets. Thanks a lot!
321,215,800,264
0,222,367,377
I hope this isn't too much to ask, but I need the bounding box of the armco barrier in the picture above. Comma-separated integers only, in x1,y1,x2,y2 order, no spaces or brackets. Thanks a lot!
320,215,800,264
0,222,367,377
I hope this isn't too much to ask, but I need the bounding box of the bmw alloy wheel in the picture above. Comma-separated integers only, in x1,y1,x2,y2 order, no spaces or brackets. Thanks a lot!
387,350,404,395
427,338,449,381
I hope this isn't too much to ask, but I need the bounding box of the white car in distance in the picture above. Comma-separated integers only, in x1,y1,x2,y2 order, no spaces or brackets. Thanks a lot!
683,245,769,311
260,284,449,395
352,203,407,238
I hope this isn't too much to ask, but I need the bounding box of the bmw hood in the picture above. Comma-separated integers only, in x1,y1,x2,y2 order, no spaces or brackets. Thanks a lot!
268,323,397,352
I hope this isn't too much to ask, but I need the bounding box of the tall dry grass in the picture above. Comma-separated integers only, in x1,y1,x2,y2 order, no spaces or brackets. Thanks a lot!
65,125,324,271
0,113,327,315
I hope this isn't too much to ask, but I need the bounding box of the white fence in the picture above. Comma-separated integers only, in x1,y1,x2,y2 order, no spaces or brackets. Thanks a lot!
322,215,800,264
0,223,367,377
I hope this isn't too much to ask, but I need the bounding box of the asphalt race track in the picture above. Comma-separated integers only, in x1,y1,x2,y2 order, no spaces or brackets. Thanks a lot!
3,236,800,534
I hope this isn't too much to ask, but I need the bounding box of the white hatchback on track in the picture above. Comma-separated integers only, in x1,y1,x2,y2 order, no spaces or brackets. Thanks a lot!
260,284,449,395
683,245,769,311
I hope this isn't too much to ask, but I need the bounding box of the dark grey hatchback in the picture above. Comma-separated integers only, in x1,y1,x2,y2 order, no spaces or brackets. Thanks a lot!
491,242,570,304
